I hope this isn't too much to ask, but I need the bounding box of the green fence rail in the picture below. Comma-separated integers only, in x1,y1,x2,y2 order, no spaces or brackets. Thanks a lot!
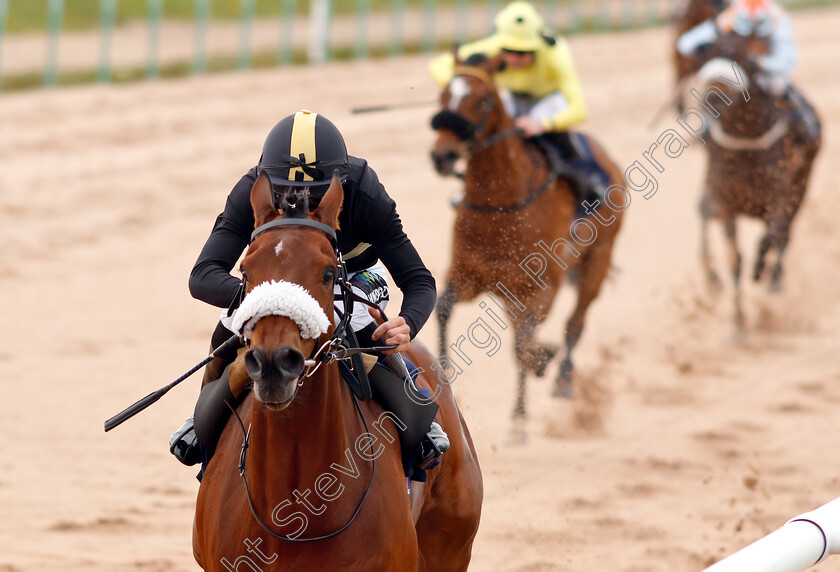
0,0,837,92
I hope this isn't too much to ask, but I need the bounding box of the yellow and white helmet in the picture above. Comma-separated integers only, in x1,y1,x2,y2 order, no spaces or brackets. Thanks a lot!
494,1,546,52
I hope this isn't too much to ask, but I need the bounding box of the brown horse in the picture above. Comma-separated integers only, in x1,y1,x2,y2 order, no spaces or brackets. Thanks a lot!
685,33,821,333
430,54,625,440
193,173,482,571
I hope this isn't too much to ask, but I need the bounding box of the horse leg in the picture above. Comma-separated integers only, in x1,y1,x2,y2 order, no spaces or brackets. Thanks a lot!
766,216,794,293
436,281,457,359
766,153,816,292
555,244,613,399
723,218,746,337
700,196,723,292
510,320,536,443
753,230,773,284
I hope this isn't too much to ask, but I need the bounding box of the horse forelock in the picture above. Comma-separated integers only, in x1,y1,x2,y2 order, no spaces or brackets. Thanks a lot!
276,188,310,219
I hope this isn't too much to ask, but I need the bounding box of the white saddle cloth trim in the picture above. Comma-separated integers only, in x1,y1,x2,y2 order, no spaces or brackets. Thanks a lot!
230,280,330,340
710,117,788,151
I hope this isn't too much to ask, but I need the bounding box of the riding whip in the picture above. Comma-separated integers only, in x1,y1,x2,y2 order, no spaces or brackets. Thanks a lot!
103,334,243,432
350,100,437,114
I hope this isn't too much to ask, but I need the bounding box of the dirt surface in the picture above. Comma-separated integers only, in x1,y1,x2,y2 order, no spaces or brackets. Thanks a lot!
1,8,840,571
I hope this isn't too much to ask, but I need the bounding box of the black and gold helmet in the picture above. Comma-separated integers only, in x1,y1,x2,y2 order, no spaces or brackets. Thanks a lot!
259,110,350,189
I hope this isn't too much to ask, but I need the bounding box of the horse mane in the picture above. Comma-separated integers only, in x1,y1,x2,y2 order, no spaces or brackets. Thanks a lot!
463,53,488,66
275,188,310,219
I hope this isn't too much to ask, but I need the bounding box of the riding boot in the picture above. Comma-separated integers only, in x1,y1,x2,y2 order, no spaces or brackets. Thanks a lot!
381,353,450,471
171,321,240,466
541,132,607,216
169,414,202,466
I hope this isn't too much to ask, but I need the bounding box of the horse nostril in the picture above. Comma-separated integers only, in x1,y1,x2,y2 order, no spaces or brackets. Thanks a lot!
431,150,457,173
273,347,305,380
244,348,266,379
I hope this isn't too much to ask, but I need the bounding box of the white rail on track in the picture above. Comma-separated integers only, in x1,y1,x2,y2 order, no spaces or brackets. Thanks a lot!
704,497,840,572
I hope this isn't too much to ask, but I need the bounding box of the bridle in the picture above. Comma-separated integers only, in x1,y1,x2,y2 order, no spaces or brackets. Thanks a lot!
230,216,393,542
431,65,557,213
431,66,523,156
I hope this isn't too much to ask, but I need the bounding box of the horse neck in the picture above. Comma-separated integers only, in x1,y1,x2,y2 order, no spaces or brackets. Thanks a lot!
715,80,779,137
247,365,351,490
465,120,540,200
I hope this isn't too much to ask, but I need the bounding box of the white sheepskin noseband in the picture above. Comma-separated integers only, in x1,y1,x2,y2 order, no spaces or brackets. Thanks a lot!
231,280,330,341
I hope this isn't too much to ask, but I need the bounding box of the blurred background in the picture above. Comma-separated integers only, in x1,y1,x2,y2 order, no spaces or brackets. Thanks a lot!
0,0,835,92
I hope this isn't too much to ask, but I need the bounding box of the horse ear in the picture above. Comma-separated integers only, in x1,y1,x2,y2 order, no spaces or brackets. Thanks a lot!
486,53,505,75
251,171,277,226
312,171,343,230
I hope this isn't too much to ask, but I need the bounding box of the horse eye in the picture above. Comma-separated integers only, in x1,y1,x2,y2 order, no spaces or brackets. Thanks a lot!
322,269,335,285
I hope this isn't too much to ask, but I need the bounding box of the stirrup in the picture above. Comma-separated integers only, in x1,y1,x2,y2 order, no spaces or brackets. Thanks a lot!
416,421,450,472
169,415,202,467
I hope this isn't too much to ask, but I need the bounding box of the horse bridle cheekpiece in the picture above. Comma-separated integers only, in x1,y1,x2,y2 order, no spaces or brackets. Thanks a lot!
430,65,523,153
233,216,386,542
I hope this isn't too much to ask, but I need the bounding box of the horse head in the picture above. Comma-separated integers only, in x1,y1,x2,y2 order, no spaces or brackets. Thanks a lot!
233,171,343,410
673,0,728,82
430,53,510,176
688,31,765,94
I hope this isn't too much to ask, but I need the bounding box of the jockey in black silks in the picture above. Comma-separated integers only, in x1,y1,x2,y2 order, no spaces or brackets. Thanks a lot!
169,110,449,482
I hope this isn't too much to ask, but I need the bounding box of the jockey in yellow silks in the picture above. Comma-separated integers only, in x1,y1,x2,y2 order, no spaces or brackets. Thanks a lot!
428,1,608,211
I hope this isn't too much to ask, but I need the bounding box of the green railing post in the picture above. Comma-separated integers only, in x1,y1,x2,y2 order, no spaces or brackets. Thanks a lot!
354,0,371,59
308,0,332,64
596,0,611,31
193,0,211,74
486,0,502,32
388,0,405,56
455,0,469,44
0,0,7,92
646,0,662,26
45,0,65,87
566,0,583,35
543,0,560,35
98,0,117,82
146,0,163,78
621,0,638,29
421,0,436,53
237,0,256,69
278,0,297,65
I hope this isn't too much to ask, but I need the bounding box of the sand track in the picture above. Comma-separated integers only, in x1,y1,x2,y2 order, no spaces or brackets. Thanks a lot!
1,8,840,571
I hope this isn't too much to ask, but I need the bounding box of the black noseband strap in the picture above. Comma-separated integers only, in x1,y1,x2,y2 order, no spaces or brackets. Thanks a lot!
431,110,475,142
251,218,337,244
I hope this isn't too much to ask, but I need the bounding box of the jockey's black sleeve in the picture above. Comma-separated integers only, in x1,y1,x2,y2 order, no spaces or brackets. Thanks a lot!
345,162,437,339
189,160,436,338
189,168,257,308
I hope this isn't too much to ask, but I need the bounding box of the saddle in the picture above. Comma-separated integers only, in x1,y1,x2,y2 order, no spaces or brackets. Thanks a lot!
531,131,609,210
192,349,440,483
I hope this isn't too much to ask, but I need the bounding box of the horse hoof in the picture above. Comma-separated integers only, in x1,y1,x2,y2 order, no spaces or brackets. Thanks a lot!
553,378,575,399
508,418,528,445
730,327,747,344
707,273,723,294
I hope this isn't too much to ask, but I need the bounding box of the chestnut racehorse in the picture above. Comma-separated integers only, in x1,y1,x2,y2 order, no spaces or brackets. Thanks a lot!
685,33,821,333
193,173,482,571
430,54,625,440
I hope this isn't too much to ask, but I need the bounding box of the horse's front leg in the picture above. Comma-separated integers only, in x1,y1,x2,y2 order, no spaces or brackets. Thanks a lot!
435,282,457,360
700,195,723,292
723,218,746,337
